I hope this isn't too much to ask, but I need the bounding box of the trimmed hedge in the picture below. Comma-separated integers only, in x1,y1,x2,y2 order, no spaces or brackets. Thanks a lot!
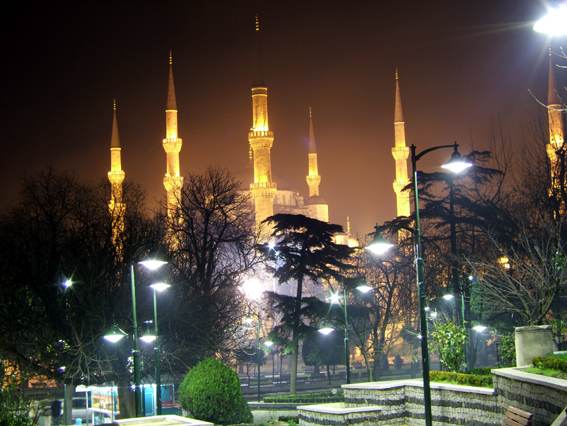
532,355,567,373
429,370,493,388
264,391,343,404
468,367,492,376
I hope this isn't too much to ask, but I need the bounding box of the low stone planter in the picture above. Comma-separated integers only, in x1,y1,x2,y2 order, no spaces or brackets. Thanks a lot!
114,415,212,426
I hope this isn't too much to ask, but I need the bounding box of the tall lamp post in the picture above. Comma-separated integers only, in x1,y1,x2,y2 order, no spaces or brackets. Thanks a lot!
149,283,170,415
105,258,167,418
368,142,471,426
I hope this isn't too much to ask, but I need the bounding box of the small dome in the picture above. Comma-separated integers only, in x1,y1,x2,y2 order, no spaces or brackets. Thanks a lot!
305,194,327,205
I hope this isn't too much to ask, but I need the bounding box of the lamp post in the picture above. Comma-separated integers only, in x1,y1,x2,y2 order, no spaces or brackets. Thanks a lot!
243,278,266,403
322,281,372,385
368,141,471,426
105,258,167,417
150,283,170,415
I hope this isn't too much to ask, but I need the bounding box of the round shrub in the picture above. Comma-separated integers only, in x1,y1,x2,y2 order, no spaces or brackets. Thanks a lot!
179,358,253,425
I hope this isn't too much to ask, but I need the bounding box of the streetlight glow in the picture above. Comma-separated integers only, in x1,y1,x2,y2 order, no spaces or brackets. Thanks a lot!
150,283,171,292
441,145,473,173
356,284,373,293
242,278,263,300
63,279,72,288
443,294,455,300
104,323,126,343
139,260,168,270
534,5,567,36
318,326,334,335
366,226,394,255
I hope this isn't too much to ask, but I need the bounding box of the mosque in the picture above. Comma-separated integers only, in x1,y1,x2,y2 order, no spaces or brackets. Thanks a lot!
106,19,564,244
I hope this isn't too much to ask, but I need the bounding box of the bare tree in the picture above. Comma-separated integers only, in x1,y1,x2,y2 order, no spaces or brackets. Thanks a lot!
466,220,567,326
155,166,260,373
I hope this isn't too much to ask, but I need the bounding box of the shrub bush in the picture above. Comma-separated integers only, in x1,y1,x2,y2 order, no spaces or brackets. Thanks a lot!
429,370,493,388
468,367,492,376
533,356,567,373
178,358,252,425
264,391,343,404
496,333,516,367
0,384,37,426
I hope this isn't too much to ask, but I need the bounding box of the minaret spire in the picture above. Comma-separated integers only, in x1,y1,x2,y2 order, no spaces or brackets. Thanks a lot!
392,68,411,218
108,99,126,256
306,106,321,197
304,107,328,222
163,50,183,219
249,14,276,227
546,47,565,201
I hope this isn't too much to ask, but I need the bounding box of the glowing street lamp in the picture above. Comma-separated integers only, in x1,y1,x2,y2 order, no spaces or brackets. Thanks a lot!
319,282,372,384
534,5,567,36
105,257,168,417
367,141,471,426
104,322,127,343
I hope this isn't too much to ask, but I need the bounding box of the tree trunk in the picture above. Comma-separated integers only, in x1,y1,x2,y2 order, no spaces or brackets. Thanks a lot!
372,353,382,382
313,364,320,376
326,365,331,384
290,339,298,395
117,377,134,419
290,272,305,395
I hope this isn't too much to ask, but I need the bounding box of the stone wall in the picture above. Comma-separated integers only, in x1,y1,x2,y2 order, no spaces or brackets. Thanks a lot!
493,368,567,426
299,380,501,426
298,370,567,425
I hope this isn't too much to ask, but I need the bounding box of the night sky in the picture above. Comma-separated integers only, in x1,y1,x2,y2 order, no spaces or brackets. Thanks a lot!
2,0,564,237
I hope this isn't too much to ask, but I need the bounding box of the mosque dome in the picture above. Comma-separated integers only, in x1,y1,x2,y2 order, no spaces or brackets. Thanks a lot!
305,194,327,205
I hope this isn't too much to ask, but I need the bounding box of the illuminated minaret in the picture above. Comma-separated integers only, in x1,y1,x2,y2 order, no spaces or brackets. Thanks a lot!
249,15,276,225
304,107,328,222
306,107,321,197
108,100,126,254
546,48,565,194
162,51,183,217
391,69,411,218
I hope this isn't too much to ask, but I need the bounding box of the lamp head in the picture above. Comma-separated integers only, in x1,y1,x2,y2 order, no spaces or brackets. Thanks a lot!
534,5,567,36
329,293,341,304
443,294,455,300
357,284,373,293
441,144,472,173
104,323,127,343
140,332,156,343
318,326,334,335
366,224,394,255
139,260,168,270
150,283,170,292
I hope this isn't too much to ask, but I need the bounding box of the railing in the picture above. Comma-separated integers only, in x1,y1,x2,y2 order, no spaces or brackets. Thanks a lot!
240,369,414,396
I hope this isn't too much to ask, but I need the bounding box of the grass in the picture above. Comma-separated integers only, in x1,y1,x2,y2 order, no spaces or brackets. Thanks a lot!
523,366,567,379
